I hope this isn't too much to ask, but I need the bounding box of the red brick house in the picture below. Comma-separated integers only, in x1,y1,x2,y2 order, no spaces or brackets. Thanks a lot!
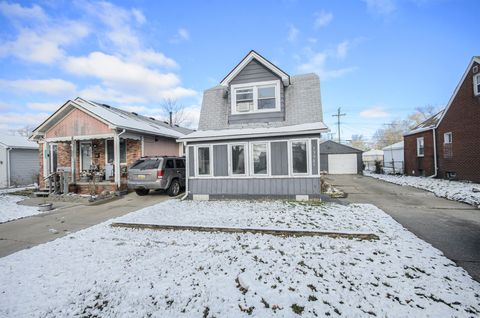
30,97,192,194
404,56,480,182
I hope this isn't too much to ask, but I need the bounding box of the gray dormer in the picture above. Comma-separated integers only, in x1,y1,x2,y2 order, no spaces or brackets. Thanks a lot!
198,50,323,130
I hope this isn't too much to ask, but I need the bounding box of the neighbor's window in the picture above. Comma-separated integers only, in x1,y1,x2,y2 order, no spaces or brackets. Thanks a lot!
444,132,453,159
416,137,424,157
232,80,280,114
106,139,126,164
197,146,211,175
252,143,268,175
474,74,480,96
292,141,308,174
444,132,452,144
231,144,245,175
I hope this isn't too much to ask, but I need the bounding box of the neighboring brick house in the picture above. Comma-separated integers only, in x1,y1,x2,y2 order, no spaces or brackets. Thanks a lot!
177,50,328,200
30,97,192,194
404,56,480,182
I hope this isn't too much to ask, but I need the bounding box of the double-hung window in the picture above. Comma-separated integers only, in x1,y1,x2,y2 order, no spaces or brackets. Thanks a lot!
444,132,453,159
232,80,280,114
291,140,308,174
197,146,211,176
230,144,246,175
251,143,268,175
474,74,480,96
416,137,424,157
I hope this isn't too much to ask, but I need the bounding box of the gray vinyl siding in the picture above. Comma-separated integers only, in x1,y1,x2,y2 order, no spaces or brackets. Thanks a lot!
271,141,288,175
213,145,228,176
311,139,318,175
228,58,285,125
189,177,320,197
0,146,7,187
188,146,195,177
9,148,39,186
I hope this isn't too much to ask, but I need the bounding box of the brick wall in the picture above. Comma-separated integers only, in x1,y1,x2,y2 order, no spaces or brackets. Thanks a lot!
436,61,480,182
57,142,71,168
404,130,435,177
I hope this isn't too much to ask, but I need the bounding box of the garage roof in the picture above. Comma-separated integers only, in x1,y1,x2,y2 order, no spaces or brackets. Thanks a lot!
319,140,363,153
0,135,38,149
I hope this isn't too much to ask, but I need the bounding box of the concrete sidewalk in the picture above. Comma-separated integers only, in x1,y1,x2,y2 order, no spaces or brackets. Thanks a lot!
0,192,172,257
328,174,480,282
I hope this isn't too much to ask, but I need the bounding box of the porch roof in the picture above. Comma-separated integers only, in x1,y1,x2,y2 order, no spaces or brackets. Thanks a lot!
31,97,193,140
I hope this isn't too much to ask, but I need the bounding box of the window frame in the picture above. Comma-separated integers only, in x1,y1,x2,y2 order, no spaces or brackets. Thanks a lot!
250,142,270,177
231,80,281,115
474,73,480,96
49,143,58,174
416,137,425,157
444,132,452,144
228,143,248,176
105,139,127,165
195,145,213,177
289,139,310,176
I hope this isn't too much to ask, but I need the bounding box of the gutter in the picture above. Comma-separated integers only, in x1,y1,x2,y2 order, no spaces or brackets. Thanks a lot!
6,147,11,187
430,127,438,178
180,141,189,200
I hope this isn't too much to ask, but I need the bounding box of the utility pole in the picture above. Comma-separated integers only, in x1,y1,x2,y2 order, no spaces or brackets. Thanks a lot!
332,107,346,143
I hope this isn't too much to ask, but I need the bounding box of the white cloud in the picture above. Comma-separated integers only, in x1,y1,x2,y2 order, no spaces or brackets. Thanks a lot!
130,50,178,68
65,52,196,102
182,104,201,129
0,78,76,95
360,106,389,118
170,28,190,43
297,41,357,80
27,102,62,112
131,9,146,24
287,24,299,42
0,111,49,130
0,19,89,64
363,0,396,15
0,2,47,21
314,10,333,29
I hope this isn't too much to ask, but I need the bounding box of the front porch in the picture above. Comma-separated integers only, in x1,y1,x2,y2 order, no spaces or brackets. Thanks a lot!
40,136,141,194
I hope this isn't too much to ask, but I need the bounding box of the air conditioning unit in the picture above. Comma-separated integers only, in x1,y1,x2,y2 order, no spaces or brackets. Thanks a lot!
236,102,251,112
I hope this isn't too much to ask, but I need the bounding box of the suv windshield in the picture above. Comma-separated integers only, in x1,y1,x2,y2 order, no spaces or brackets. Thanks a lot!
130,158,162,170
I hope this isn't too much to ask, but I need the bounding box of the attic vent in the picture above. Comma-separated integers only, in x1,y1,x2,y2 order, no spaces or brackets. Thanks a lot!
473,65,479,74
131,112,138,116
149,117,156,120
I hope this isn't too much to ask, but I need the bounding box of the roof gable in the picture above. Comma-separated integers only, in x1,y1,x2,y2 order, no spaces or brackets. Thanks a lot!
435,56,480,127
220,50,290,86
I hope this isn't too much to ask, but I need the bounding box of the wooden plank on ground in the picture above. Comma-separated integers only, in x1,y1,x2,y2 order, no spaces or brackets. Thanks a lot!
110,222,379,240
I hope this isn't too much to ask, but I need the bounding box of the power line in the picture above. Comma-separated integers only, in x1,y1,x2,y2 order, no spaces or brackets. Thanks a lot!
332,107,346,143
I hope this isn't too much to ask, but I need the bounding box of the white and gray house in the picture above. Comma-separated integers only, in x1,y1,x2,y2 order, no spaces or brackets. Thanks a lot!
178,50,328,200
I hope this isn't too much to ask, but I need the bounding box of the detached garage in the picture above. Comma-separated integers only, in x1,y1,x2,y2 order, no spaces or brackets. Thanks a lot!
320,140,363,174
0,135,39,188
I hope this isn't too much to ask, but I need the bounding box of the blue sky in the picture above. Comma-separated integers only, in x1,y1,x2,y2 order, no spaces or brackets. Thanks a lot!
0,0,477,141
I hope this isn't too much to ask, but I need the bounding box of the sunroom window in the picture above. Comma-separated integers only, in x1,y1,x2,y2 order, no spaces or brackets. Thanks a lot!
231,144,246,175
252,143,268,175
232,80,280,114
197,147,211,175
292,141,308,174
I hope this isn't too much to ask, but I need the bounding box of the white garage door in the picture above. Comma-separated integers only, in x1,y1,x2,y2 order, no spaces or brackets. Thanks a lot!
328,154,357,174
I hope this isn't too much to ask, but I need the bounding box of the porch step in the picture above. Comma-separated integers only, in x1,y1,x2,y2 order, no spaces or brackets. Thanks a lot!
34,191,50,197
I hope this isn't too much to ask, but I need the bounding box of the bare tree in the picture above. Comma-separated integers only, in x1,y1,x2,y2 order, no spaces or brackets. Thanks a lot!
160,98,187,126
349,134,369,151
8,125,34,137
407,104,441,129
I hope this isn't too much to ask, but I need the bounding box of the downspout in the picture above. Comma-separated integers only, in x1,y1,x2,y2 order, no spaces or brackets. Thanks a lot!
6,147,11,187
180,141,189,200
430,127,438,178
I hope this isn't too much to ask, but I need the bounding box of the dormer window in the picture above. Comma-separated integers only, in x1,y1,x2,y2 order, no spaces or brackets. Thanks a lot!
231,80,281,114
474,73,480,96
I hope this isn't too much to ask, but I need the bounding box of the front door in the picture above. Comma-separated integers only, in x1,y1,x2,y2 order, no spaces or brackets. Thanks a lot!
80,142,92,171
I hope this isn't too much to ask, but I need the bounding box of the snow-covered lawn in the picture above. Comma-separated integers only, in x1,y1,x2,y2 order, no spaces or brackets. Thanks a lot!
0,190,42,223
365,172,480,207
1,200,479,317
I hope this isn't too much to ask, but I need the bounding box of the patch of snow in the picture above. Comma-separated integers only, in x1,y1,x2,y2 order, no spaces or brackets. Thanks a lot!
366,172,480,207
0,185,37,194
0,200,479,317
0,193,43,223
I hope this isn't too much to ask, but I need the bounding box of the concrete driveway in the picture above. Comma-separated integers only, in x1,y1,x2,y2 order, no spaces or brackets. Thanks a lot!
0,192,173,258
327,174,480,282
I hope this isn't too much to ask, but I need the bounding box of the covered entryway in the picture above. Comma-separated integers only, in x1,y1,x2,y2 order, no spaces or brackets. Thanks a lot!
327,154,358,174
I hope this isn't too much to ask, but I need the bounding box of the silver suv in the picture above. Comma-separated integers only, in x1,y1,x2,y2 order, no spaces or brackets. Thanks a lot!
127,156,186,196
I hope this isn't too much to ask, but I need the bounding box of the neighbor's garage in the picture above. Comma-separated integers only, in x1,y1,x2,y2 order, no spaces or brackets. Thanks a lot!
320,140,363,174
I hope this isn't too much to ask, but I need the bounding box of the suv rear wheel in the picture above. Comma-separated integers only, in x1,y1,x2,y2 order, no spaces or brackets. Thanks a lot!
135,188,149,196
167,179,181,197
